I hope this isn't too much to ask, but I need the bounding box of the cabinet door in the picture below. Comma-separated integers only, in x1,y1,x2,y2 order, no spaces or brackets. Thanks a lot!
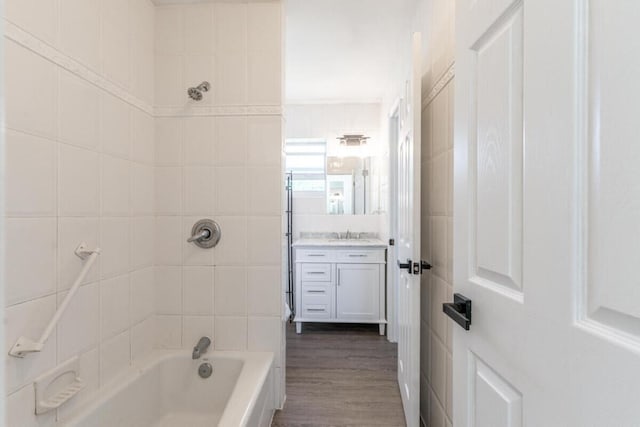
336,263,380,321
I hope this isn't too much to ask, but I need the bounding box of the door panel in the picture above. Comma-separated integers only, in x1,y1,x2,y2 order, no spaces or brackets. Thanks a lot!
472,4,523,296
583,0,640,340
471,354,522,427
336,264,379,320
397,33,422,427
455,0,640,425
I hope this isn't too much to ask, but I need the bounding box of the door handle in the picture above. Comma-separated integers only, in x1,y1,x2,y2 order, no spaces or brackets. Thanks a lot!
443,293,472,331
397,259,412,273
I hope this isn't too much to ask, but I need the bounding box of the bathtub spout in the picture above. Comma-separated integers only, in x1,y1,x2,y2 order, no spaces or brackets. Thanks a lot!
192,336,211,359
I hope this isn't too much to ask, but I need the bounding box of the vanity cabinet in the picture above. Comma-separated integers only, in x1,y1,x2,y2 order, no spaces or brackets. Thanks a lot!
293,245,387,335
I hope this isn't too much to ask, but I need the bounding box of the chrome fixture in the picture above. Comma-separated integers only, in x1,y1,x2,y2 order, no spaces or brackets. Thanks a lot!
187,219,221,249
192,336,211,359
198,362,213,379
187,81,210,101
337,134,369,146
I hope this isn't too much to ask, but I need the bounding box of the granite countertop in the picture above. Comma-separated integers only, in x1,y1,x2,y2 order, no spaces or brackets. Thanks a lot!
292,237,388,248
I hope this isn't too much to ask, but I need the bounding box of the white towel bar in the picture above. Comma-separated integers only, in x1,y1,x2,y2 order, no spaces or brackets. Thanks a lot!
8,242,101,358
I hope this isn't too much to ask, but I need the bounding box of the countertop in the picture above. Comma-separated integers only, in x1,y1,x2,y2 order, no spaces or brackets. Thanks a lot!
292,238,388,248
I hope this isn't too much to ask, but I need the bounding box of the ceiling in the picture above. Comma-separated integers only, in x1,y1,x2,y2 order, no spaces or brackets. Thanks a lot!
285,0,416,103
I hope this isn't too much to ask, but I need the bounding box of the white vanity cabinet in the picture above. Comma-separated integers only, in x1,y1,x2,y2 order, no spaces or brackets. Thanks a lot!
293,243,387,335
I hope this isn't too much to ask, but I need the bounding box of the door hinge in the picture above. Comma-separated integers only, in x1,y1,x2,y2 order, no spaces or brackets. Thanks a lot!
389,238,395,246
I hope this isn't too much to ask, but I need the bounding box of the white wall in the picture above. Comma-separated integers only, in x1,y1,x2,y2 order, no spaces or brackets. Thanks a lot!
152,0,285,407
285,103,385,237
3,0,156,424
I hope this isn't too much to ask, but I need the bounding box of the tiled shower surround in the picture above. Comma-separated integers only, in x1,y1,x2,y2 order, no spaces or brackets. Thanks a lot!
417,0,455,425
2,0,284,425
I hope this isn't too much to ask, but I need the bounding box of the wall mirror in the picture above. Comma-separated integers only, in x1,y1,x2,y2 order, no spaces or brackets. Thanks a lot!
285,139,379,215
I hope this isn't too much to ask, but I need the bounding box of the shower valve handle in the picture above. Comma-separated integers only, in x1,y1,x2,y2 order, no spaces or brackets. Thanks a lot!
187,229,211,243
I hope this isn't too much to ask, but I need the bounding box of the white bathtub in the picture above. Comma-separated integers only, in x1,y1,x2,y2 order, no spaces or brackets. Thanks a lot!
61,350,275,427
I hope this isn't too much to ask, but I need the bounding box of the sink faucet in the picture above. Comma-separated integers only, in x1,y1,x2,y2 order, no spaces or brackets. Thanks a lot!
192,336,211,359
346,230,351,239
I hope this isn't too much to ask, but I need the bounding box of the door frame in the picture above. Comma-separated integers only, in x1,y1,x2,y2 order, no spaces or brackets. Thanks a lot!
387,98,401,343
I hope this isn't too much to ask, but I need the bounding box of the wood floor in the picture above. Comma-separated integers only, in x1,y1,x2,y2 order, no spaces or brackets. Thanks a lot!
272,323,406,427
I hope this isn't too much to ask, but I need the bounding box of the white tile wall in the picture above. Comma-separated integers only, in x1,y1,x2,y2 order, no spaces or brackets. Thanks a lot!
100,94,131,159
58,145,100,216
215,267,247,316
5,130,56,217
5,218,57,305
4,0,284,423
57,282,100,362
420,62,454,427
59,0,101,71
100,330,131,385
216,116,248,165
153,0,285,407
5,39,58,140
154,315,182,349
5,0,58,46
182,267,214,315
100,275,131,340
184,117,215,165
214,316,248,351
59,70,100,150
155,266,182,315
4,0,157,424
101,0,131,89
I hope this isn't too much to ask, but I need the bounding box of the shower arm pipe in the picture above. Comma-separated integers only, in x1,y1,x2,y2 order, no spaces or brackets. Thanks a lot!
8,243,101,358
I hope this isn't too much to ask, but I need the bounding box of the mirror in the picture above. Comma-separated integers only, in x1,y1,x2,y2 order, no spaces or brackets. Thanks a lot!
285,139,378,215
326,156,371,215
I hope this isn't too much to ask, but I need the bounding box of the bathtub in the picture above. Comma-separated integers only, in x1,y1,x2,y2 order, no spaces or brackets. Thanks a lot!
61,350,275,427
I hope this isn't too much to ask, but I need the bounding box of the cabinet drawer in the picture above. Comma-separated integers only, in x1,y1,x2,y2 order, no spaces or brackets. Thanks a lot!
302,285,331,305
301,263,331,281
296,249,331,262
336,250,385,263
301,304,331,319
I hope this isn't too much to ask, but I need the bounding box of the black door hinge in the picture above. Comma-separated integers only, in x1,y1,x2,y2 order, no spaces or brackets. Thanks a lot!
389,238,395,246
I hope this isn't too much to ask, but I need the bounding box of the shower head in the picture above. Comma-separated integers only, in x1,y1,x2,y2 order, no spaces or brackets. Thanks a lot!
187,81,211,101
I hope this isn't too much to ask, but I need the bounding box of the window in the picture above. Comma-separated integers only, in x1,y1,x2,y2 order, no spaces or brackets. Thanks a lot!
285,140,326,192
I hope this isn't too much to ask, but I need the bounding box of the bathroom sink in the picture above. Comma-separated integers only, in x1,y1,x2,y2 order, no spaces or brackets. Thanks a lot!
327,239,372,243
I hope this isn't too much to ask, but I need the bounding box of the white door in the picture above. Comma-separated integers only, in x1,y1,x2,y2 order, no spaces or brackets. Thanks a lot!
453,0,640,425
336,264,379,321
397,32,422,427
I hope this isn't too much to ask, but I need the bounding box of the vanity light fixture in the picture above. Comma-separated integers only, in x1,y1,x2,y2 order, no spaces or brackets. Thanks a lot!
338,134,369,146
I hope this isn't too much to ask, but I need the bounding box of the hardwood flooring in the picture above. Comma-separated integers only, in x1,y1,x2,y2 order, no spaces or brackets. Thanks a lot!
272,323,406,427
